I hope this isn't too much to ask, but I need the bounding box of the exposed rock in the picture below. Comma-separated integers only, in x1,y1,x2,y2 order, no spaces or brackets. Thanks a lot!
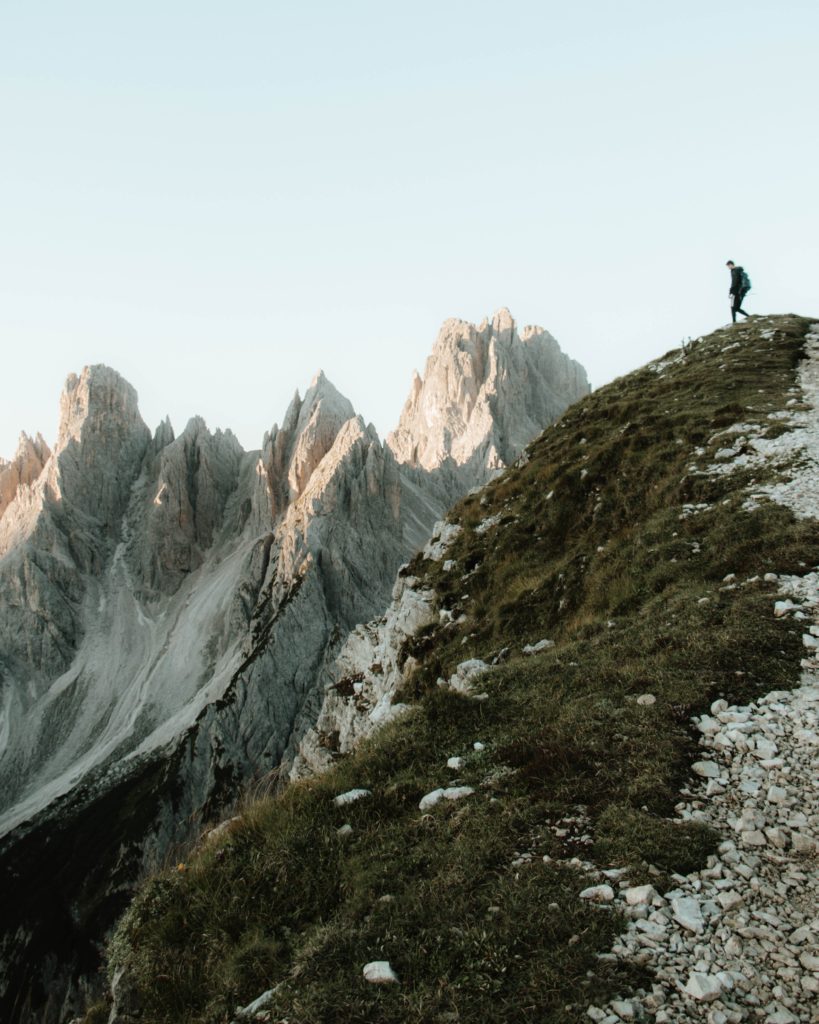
0,432,50,521
418,786,475,812
333,789,372,807
670,896,705,933
362,960,399,984
579,885,616,903
387,307,589,475
683,973,723,1002
623,885,657,906
232,987,278,1020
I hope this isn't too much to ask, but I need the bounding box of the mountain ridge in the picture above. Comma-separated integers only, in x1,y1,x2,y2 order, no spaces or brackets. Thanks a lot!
79,313,819,1024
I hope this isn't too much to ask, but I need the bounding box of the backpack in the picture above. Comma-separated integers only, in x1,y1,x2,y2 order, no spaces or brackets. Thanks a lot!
740,268,751,293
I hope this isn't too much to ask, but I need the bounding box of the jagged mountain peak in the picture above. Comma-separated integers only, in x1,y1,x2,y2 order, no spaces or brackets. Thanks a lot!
387,308,590,472
0,431,51,523
152,416,175,452
260,372,358,514
56,364,143,453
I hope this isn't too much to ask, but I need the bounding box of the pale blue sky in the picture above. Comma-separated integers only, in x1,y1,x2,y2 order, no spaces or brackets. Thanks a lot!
1,1,817,459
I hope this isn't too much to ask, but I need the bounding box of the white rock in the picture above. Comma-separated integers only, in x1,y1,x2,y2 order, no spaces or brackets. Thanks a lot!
754,737,778,759
717,890,743,911
522,638,555,655
740,829,767,847
692,760,721,779
235,988,277,1018
609,1000,637,1018
683,972,723,1001
671,896,705,933
333,788,372,807
791,832,817,854
697,715,722,736
418,786,474,811
446,756,464,770
767,1011,798,1024
579,884,615,903
623,885,657,906
362,960,399,984
422,521,463,561
446,658,489,694
636,694,657,706
799,952,819,971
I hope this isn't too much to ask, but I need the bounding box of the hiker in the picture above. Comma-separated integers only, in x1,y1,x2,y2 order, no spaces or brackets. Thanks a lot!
726,260,751,323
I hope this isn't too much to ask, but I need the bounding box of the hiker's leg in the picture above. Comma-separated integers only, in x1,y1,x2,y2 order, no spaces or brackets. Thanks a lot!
731,296,739,322
739,290,749,316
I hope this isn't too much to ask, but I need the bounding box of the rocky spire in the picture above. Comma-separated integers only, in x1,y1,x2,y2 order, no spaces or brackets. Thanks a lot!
387,307,590,473
49,364,151,528
0,432,51,522
131,416,244,593
257,370,356,518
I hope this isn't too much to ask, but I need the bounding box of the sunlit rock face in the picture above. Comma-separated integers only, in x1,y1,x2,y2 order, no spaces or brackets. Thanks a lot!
387,307,589,475
0,311,588,1024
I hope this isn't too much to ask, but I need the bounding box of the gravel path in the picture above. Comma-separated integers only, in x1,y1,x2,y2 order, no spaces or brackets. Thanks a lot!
588,641,819,1023
587,324,819,1024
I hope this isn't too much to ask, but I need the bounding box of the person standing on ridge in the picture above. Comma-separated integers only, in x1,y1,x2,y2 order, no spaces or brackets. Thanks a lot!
726,260,751,323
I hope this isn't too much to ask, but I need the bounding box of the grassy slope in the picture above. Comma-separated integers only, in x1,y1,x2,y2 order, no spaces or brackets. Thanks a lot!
87,314,818,1024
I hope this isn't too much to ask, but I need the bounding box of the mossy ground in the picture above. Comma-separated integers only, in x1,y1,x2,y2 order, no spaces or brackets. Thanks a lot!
92,315,818,1023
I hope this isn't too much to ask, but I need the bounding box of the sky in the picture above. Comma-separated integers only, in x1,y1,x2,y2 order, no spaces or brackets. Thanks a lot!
1,0,818,459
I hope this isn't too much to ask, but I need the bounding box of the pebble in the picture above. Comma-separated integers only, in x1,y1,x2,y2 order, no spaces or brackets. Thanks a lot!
579,884,615,903
623,884,657,906
684,972,723,1002
333,788,372,806
418,786,474,811
671,897,705,933
362,961,399,984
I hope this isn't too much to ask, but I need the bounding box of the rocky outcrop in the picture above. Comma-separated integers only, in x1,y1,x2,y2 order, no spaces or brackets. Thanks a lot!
290,523,455,778
387,307,589,475
0,433,50,521
126,417,245,595
0,310,587,1024
256,371,357,519
0,366,151,695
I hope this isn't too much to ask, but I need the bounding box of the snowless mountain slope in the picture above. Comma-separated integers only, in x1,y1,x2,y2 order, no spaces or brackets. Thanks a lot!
0,310,588,1024
91,314,818,1024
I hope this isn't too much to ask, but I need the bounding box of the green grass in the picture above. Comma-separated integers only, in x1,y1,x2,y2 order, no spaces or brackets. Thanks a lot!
89,314,818,1024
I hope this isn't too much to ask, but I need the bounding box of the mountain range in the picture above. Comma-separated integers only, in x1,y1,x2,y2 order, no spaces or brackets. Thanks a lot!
0,309,589,1023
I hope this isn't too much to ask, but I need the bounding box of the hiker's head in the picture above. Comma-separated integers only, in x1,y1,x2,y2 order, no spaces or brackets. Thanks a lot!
726,260,735,268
